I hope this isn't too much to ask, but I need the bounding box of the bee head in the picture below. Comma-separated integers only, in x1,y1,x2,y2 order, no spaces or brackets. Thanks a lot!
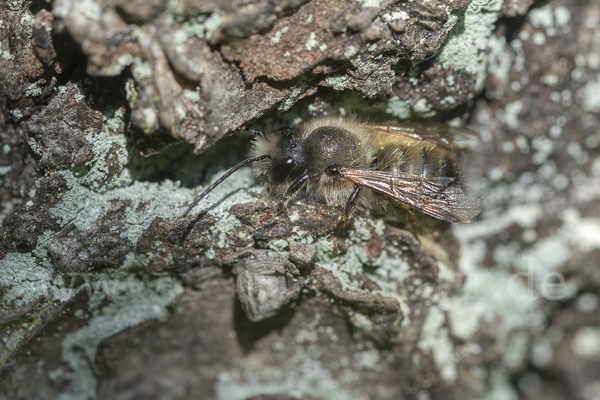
252,127,307,185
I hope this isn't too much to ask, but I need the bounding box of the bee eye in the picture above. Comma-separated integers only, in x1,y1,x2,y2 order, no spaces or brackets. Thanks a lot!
267,158,294,184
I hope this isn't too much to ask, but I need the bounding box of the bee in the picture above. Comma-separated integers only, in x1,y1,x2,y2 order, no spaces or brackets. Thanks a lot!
183,116,481,226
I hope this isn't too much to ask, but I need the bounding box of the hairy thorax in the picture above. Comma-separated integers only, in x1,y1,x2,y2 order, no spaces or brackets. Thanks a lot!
304,126,368,203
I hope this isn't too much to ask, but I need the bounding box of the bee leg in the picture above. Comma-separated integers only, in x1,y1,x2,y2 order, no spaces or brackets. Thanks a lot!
276,173,309,215
336,185,361,233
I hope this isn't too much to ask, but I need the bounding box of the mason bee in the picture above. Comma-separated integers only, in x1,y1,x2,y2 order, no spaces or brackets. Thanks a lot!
183,116,481,226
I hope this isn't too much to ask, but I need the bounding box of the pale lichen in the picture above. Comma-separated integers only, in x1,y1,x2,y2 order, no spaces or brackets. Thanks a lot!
436,0,505,90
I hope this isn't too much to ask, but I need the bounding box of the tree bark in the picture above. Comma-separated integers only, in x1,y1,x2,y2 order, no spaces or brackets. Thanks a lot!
1,0,599,399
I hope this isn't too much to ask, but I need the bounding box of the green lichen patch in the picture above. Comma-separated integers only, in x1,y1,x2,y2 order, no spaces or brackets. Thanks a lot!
77,130,129,191
385,96,412,120
313,220,419,330
0,232,55,308
436,0,504,91
214,359,367,400
58,273,183,400
325,74,350,91
418,306,457,382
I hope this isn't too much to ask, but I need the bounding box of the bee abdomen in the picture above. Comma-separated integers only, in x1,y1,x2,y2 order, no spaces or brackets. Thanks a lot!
376,144,457,179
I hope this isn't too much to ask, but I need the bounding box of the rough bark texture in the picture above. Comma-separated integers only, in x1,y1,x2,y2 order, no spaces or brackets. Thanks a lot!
1,0,600,400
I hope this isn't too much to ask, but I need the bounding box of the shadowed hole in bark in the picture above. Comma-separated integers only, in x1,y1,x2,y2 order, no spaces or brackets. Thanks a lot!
126,132,253,188
233,297,298,352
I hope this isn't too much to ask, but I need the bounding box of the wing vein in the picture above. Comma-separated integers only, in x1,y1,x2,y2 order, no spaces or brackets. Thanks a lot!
339,168,480,223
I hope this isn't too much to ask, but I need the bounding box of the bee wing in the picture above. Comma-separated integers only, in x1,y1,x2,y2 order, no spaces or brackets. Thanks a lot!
368,123,477,150
339,168,481,223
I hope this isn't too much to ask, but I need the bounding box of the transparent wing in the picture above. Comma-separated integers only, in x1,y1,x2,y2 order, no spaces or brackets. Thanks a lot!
338,168,481,223
367,123,477,151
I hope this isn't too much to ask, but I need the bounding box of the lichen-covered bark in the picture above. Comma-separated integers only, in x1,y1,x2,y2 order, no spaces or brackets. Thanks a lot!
1,0,599,400
45,0,493,152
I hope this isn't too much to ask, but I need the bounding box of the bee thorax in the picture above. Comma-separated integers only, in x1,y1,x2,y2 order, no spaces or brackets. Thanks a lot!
304,126,366,174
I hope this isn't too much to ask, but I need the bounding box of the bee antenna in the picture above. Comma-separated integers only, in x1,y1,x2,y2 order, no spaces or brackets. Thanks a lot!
183,154,271,217
246,128,265,137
